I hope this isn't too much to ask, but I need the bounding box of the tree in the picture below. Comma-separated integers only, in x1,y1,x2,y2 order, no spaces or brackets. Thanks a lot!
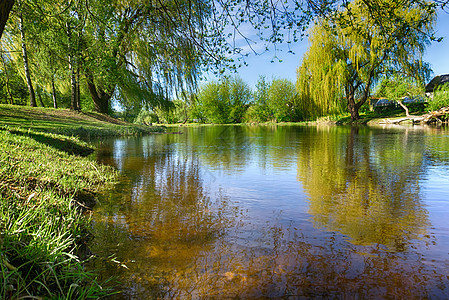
245,76,271,122
194,77,251,124
0,0,15,39
375,77,424,116
78,0,211,114
2,0,69,109
296,0,435,121
18,9,36,107
267,78,298,122
0,51,28,105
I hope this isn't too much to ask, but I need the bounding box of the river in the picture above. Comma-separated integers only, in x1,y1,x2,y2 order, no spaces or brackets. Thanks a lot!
88,125,449,298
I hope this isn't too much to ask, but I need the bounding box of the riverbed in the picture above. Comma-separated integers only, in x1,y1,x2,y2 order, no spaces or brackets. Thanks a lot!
88,125,449,298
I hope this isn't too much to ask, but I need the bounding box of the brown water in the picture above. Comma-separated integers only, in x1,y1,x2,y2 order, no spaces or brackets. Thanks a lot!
89,125,449,299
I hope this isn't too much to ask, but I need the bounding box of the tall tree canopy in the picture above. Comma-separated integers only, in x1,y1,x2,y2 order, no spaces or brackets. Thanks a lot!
1,0,447,115
297,0,436,120
1,0,323,114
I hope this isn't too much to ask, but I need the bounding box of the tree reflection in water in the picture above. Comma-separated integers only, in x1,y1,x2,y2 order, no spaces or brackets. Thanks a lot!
298,126,431,251
88,126,449,298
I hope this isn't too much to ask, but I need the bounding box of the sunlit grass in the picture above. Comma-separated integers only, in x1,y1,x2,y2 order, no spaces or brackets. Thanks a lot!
0,126,118,298
0,104,164,137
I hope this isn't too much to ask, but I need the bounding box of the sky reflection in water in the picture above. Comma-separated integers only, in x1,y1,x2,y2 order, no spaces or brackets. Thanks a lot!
89,125,449,299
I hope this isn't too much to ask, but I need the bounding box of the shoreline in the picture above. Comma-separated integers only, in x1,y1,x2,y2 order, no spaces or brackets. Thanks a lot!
0,104,165,298
1,104,446,297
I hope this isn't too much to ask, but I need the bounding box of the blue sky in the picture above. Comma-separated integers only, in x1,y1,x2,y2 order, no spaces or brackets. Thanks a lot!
215,10,449,89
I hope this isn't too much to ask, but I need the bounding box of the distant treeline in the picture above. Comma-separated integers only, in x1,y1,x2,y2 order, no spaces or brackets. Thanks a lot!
133,76,343,125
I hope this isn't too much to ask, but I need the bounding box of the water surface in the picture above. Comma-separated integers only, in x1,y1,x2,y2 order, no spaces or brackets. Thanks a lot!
89,125,449,298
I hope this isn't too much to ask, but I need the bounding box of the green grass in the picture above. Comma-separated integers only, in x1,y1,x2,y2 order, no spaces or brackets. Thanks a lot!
0,105,145,298
0,104,168,298
335,105,427,125
0,126,119,298
0,104,164,137
427,84,449,111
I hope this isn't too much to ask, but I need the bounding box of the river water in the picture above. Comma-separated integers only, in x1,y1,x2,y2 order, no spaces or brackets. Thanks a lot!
89,125,449,299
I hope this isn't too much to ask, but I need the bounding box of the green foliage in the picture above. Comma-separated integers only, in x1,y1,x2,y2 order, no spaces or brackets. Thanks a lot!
376,77,424,101
245,76,271,122
245,76,271,123
134,109,159,125
375,77,425,115
267,78,299,122
428,84,449,111
153,99,190,124
296,0,435,121
0,57,28,105
194,77,251,124
245,77,300,123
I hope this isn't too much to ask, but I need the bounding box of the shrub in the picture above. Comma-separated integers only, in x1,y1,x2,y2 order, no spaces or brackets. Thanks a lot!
427,84,449,111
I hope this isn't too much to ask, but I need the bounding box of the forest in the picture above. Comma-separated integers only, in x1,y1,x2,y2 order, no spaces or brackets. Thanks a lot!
1,0,449,123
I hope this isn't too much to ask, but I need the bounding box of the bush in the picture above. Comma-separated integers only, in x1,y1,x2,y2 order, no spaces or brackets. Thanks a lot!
427,84,449,111
134,108,159,125
154,99,189,124
245,76,271,123
268,79,299,122
194,77,251,124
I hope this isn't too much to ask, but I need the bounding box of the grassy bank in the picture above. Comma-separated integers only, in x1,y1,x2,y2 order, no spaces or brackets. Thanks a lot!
0,104,164,137
0,126,118,298
0,105,164,298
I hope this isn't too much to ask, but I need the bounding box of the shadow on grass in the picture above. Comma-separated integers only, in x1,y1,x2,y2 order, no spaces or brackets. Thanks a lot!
3,128,94,156
83,112,128,125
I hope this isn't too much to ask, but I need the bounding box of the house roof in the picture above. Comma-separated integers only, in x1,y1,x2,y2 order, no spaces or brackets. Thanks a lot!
425,74,449,93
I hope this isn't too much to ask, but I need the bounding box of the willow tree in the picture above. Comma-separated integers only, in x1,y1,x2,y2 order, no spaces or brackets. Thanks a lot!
76,0,210,113
296,0,435,121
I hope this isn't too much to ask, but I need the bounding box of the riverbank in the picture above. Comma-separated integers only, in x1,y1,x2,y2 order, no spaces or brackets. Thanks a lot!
0,126,118,298
0,104,164,298
161,110,422,127
0,104,164,137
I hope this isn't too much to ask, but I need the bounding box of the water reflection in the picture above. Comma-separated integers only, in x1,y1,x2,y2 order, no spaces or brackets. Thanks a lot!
91,136,239,298
90,125,449,298
298,126,430,250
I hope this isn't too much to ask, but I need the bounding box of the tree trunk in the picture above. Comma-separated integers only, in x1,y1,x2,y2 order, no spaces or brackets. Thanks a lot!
348,105,361,121
87,78,113,114
19,13,36,107
37,87,45,107
397,99,410,117
0,52,14,104
0,0,14,40
346,89,361,121
76,66,81,110
67,21,79,111
69,54,78,110
51,75,58,108
76,30,81,110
